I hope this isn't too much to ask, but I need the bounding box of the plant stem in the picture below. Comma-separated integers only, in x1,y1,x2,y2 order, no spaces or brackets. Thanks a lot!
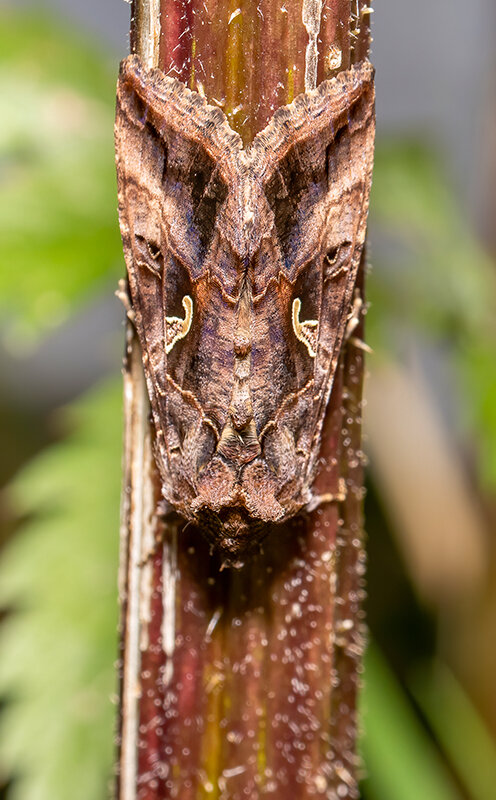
117,2,372,798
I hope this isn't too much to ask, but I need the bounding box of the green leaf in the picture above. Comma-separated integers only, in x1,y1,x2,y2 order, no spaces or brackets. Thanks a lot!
0,9,122,349
0,379,122,800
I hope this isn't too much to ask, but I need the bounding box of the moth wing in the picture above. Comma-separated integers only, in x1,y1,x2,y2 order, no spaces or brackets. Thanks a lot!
115,56,241,499
251,62,375,483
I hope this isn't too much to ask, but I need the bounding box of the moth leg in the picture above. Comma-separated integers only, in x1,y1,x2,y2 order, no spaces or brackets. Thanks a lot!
344,290,373,353
115,278,136,324
306,478,347,512
344,290,363,340
348,336,373,353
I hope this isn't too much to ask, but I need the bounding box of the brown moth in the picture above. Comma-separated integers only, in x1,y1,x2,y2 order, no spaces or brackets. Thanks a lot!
115,55,375,558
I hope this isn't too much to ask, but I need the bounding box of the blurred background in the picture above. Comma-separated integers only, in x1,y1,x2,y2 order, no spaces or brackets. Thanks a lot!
0,1,495,799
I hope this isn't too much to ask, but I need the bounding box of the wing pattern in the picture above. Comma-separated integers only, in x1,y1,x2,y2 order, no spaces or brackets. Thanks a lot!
115,55,375,556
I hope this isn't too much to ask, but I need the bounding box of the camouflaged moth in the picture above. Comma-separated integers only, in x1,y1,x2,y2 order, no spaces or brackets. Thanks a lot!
115,56,375,556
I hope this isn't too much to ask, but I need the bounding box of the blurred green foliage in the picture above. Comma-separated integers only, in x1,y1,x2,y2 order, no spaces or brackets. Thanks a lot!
369,142,496,486
360,645,463,800
0,8,122,350
412,663,496,800
0,380,121,800
0,7,495,800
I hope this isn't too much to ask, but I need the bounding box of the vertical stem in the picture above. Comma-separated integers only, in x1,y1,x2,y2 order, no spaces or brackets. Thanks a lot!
116,6,162,797
118,1,372,798
131,0,161,67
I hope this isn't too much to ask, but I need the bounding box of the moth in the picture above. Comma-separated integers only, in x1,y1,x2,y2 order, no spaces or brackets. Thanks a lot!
115,55,375,558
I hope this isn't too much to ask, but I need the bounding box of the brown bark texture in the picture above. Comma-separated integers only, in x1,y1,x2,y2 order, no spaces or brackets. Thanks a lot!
117,2,372,799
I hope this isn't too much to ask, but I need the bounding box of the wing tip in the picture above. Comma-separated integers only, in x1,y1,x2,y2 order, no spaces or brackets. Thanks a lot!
250,59,374,159
117,54,243,155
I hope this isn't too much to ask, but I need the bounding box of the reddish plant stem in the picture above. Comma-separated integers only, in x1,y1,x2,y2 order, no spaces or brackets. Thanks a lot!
159,0,370,139
118,2,372,798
